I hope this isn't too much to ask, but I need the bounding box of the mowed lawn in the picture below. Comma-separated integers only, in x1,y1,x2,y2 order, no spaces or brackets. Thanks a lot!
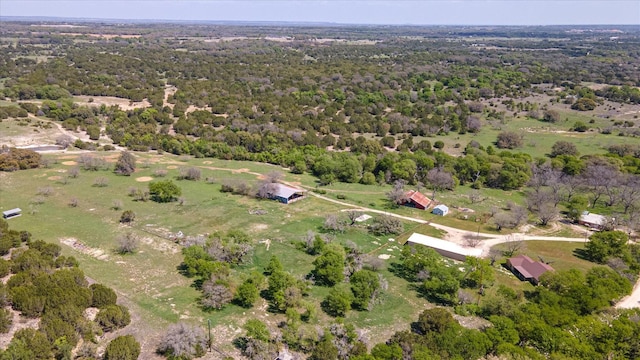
0,152,431,351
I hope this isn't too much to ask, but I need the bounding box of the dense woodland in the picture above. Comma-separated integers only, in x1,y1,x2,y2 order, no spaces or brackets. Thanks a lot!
0,219,139,360
1,22,640,359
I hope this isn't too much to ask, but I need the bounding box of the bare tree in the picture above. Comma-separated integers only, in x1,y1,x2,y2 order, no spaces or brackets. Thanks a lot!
502,234,525,257
324,214,345,233
158,323,207,359
537,203,559,226
581,162,620,208
78,154,106,171
154,169,168,177
201,280,233,310
364,256,384,271
111,199,123,210
303,230,316,249
180,167,201,181
370,215,403,235
488,248,502,266
68,167,80,178
619,175,640,214
37,186,54,196
496,131,523,149
55,135,74,148
468,190,483,204
426,167,455,201
511,205,529,226
347,210,364,225
457,289,475,305
493,212,518,231
386,180,408,206
93,177,109,187
114,151,136,176
116,233,139,254
463,233,482,248
235,181,253,196
68,197,78,207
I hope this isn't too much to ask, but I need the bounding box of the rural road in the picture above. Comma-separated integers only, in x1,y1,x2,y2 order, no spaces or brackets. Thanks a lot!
305,191,640,310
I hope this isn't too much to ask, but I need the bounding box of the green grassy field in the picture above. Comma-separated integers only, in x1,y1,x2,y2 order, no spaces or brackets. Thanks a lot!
0,150,610,355
0,153,432,352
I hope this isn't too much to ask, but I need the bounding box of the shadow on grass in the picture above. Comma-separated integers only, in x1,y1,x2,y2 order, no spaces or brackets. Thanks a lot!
573,248,591,261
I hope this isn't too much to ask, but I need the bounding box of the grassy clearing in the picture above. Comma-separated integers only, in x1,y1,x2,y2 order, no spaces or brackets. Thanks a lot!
0,152,436,351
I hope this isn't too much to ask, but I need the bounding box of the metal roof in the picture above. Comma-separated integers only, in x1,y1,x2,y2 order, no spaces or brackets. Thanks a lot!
507,254,554,282
579,212,606,226
405,190,432,208
273,183,305,199
433,204,449,211
2,208,21,216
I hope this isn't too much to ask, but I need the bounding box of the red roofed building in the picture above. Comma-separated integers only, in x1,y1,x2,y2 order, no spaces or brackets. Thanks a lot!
403,190,432,210
506,254,554,285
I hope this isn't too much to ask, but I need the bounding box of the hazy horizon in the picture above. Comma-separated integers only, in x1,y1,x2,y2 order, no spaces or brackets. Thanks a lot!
1,1,639,26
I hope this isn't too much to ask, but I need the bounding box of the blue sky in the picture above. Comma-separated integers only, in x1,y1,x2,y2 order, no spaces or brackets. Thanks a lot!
1,1,639,25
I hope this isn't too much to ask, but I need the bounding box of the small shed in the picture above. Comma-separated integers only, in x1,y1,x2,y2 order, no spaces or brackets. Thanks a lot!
506,254,554,285
578,212,607,230
403,190,432,210
270,183,306,204
2,208,22,219
406,233,483,261
432,204,449,216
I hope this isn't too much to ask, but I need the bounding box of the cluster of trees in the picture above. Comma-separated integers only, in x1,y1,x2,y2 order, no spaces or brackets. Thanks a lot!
179,230,255,310
0,147,41,172
0,219,140,360
519,157,640,231
369,242,638,359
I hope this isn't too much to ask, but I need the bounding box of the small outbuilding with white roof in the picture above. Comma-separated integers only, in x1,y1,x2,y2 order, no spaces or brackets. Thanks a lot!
432,204,449,216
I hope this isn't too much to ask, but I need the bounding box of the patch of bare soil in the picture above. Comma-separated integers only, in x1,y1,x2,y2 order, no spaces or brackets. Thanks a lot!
0,309,40,349
60,238,109,260
62,161,78,166
166,165,178,169
163,85,177,109
84,307,99,322
454,314,491,330
47,176,62,181
73,95,150,111
135,176,153,182
140,237,180,254
251,223,269,232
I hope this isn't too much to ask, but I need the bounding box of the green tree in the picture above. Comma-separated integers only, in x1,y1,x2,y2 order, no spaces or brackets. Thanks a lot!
104,335,141,360
244,319,270,342
464,257,494,290
264,255,283,275
0,308,12,333
95,305,131,332
350,270,380,310
90,283,117,308
310,333,339,360
234,278,260,308
323,286,353,317
585,231,629,264
148,180,182,203
312,244,346,286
